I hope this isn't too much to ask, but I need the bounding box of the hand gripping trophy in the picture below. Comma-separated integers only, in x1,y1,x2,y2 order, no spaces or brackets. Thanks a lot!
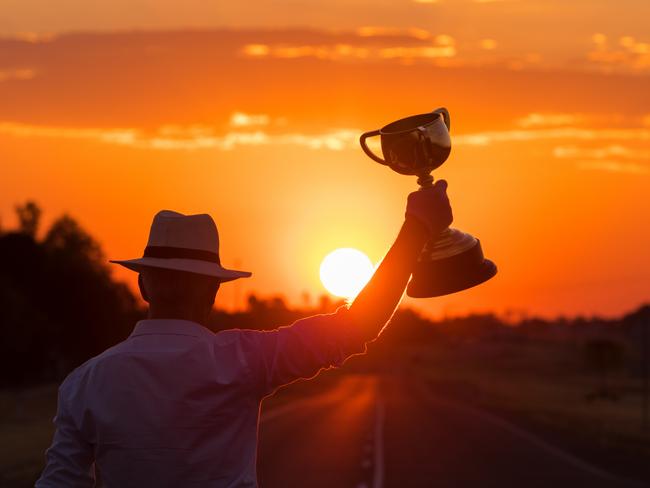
360,108,496,297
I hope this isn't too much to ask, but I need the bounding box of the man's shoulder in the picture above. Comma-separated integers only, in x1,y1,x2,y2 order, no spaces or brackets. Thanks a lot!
59,339,132,393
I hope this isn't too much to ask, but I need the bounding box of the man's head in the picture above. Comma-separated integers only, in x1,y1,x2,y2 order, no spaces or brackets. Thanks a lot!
138,267,221,324
110,210,251,323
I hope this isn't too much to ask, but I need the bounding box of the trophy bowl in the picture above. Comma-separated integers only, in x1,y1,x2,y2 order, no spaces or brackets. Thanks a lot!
360,107,497,298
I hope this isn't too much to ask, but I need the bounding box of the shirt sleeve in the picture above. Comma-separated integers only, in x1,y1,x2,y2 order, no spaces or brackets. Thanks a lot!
36,384,95,488
239,306,368,396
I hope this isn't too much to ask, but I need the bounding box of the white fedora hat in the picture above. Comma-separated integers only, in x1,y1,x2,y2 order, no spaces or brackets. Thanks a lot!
110,210,252,282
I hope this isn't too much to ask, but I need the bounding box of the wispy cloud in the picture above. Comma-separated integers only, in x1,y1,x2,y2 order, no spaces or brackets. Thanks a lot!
0,68,36,82
454,127,650,146
585,33,650,73
515,113,584,128
2,120,649,164
242,41,456,61
241,31,458,63
413,0,515,3
2,32,56,44
0,122,137,144
552,144,650,160
0,121,360,151
229,112,271,128
576,161,648,174
378,45,456,60
553,144,649,174
356,26,432,40
479,39,498,50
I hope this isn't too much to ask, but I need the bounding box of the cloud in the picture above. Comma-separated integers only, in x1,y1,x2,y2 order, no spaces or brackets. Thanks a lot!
238,32,554,71
0,69,36,82
576,161,648,174
479,39,498,50
515,113,584,128
378,45,456,59
0,121,360,151
242,44,270,56
2,119,649,162
242,41,456,61
585,33,650,73
552,144,650,160
552,144,649,174
3,32,56,44
0,122,137,144
229,112,271,127
454,127,650,146
241,32,458,63
356,26,432,40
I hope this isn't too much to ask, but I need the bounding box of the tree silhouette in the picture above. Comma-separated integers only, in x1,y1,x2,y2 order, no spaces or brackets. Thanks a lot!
15,201,42,238
0,203,142,387
44,214,104,265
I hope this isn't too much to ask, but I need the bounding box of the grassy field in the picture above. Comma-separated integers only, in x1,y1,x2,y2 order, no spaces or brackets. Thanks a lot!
0,384,59,487
417,343,649,445
403,339,650,481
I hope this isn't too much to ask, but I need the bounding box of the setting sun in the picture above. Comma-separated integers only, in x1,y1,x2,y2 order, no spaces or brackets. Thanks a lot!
319,248,375,299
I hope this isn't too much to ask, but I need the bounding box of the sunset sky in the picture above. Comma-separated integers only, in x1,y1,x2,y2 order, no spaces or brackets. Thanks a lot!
1,1,649,319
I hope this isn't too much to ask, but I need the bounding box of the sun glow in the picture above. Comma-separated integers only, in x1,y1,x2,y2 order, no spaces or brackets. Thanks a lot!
319,248,375,299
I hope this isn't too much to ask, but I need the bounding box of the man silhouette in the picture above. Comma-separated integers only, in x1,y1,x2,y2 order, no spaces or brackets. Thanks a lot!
37,181,452,487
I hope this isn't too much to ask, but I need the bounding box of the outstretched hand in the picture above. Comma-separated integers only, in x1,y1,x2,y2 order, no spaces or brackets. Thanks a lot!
405,180,453,236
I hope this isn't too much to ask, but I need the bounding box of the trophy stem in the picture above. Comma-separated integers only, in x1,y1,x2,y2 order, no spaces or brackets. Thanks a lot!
416,171,453,255
417,173,434,188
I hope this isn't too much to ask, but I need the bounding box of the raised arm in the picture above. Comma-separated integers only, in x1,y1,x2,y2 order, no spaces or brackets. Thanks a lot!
347,179,452,340
241,180,452,396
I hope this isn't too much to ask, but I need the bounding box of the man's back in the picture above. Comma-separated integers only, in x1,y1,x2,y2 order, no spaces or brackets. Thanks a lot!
37,311,365,488
42,320,261,487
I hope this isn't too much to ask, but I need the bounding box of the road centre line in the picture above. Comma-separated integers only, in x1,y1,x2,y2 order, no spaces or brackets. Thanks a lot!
372,397,385,488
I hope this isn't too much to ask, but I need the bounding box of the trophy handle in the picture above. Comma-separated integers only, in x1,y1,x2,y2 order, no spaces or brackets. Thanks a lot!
359,130,387,165
433,107,451,132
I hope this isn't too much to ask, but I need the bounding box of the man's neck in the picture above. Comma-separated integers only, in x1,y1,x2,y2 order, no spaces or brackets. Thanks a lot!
147,307,209,326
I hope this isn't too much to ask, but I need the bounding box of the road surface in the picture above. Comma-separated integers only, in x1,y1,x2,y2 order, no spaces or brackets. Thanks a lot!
257,374,639,488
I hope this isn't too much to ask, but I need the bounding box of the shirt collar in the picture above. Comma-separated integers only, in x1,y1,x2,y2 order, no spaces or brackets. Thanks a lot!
129,319,216,340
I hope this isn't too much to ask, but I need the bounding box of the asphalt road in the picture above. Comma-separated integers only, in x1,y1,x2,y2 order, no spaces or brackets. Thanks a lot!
257,374,640,488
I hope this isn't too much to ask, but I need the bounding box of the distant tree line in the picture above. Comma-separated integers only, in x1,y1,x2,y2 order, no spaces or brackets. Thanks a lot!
1,201,648,390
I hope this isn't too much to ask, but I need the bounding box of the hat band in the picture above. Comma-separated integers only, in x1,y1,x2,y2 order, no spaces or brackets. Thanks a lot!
143,245,221,265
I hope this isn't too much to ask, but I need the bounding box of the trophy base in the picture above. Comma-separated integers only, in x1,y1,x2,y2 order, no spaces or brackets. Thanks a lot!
407,228,497,298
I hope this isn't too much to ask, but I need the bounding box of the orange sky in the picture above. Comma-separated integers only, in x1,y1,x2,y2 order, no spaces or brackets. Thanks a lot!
1,2,649,319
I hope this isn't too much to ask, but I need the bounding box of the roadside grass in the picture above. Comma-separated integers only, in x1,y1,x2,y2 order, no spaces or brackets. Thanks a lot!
0,384,58,487
409,341,650,462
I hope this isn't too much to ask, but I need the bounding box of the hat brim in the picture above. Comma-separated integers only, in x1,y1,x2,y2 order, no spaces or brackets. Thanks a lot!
109,257,252,283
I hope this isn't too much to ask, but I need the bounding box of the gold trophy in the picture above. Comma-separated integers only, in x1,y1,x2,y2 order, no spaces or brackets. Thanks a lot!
360,108,496,297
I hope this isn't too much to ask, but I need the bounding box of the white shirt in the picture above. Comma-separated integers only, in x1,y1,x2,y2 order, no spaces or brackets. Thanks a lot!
36,308,366,487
